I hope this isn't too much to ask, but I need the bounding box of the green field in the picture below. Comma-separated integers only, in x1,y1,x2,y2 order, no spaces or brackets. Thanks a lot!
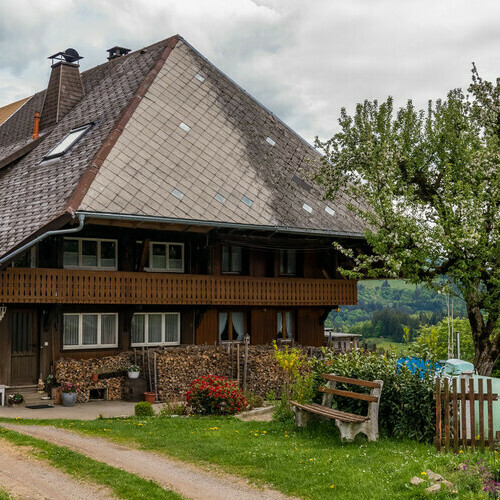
363,337,410,355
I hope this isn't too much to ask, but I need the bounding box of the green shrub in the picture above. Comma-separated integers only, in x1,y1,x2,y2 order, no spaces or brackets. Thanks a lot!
159,401,190,416
312,348,436,442
243,391,264,410
186,375,247,415
135,401,154,417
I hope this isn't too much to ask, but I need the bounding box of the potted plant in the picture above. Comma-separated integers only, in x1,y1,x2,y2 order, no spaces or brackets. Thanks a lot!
61,383,78,407
8,394,24,406
127,365,140,379
144,391,156,403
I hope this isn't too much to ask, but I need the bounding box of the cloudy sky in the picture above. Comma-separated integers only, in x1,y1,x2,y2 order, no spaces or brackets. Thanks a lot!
1,0,500,142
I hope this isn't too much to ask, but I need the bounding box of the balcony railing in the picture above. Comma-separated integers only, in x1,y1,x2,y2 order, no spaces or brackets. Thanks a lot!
0,268,357,306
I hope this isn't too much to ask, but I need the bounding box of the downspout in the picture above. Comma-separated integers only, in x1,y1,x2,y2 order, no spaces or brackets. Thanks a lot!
0,213,85,268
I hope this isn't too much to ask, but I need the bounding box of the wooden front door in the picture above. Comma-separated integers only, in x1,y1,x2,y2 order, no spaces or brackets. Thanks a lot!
11,310,39,385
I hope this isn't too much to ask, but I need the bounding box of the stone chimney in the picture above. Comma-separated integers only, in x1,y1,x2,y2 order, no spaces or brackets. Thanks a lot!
40,48,85,129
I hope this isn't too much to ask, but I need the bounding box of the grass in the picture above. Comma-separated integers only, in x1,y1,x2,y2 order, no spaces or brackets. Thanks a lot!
2,416,492,499
0,490,12,500
363,337,410,355
0,427,183,500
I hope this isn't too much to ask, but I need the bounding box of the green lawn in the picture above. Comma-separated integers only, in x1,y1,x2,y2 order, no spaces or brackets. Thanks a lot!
0,490,12,500
2,416,490,499
0,427,182,500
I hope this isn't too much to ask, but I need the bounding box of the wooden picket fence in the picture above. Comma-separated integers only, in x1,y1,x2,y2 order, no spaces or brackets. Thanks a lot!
435,377,497,453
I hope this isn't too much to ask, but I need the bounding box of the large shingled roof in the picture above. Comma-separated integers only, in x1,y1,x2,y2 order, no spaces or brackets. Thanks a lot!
0,35,364,260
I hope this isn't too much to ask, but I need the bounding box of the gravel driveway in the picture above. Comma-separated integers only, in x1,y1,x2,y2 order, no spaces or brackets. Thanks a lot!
0,439,114,500
2,423,300,500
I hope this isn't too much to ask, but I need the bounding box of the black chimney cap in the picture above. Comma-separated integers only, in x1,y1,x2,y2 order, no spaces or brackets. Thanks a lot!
107,46,132,60
48,48,83,66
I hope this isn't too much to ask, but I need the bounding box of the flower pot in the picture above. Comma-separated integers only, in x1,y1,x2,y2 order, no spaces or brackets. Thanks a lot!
52,387,62,405
91,373,99,382
62,392,77,407
128,371,140,379
144,392,156,403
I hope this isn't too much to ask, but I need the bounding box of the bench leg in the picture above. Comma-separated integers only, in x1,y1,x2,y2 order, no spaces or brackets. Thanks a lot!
336,420,379,442
292,406,311,427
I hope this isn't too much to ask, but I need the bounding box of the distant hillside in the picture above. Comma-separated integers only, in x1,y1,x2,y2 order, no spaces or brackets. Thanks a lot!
327,279,466,342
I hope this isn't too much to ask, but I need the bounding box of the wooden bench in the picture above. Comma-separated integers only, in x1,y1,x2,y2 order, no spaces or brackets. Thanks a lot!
291,374,383,442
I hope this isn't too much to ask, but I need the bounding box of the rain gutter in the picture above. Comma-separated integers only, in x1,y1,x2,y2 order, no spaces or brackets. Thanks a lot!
76,211,365,239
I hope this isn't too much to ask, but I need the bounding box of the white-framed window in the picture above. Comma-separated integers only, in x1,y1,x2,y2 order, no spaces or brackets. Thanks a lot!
131,312,181,346
63,237,118,270
146,242,184,272
63,313,118,349
44,124,92,160
279,249,296,275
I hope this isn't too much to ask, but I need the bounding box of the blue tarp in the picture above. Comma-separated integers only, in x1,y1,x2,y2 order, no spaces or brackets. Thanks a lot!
397,356,442,376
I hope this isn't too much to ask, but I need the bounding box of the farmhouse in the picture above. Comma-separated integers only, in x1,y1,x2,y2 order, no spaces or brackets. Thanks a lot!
0,35,364,388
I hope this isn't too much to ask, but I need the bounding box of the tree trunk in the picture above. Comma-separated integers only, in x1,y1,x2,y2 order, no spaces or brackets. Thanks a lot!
467,301,498,375
473,336,498,376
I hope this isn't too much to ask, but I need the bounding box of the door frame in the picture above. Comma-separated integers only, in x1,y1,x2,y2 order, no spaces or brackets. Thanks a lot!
9,308,40,386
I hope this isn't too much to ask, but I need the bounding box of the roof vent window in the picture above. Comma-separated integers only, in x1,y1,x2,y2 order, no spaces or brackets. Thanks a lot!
215,193,226,204
179,122,191,132
171,188,184,200
266,137,276,146
194,73,205,83
325,206,335,216
43,123,92,160
302,203,313,214
241,195,253,207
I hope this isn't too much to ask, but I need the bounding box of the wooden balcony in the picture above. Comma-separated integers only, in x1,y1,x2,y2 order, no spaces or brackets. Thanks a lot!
0,268,357,307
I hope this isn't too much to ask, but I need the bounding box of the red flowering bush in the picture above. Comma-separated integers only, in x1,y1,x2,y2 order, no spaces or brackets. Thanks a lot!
186,375,247,415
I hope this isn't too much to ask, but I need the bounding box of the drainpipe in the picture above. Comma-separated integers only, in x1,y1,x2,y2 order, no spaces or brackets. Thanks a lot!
0,213,85,268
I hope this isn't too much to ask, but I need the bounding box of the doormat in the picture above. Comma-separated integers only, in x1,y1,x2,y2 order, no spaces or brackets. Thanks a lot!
25,405,54,409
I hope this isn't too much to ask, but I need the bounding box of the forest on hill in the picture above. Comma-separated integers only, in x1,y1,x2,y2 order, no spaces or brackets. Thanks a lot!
326,279,466,342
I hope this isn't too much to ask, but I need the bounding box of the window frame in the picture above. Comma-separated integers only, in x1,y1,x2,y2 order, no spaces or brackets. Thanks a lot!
218,311,246,343
221,245,242,274
62,313,118,350
279,249,297,276
43,124,92,161
146,242,184,273
277,311,294,340
63,237,118,270
131,312,181,346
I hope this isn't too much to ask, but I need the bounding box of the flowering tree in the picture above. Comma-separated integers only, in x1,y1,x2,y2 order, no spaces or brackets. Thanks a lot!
315,67,500,375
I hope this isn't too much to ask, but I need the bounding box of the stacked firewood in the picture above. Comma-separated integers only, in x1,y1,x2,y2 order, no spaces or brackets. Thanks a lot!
55,353,133,402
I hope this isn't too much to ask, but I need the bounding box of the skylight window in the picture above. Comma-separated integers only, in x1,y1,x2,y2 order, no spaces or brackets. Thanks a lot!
325,206,335,216
266,137,276,146
194,73,205,83
44,124,92,160
241,195,253,207
215,193,226,204
302,203,313,214
179,122,191,132
171,188,184,200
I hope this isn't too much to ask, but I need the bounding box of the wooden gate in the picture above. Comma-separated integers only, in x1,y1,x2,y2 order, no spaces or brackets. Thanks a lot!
435,377,497,453
10,310,39,386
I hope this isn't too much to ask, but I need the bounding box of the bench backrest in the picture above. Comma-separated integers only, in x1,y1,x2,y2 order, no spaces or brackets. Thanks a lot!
319,374,383,419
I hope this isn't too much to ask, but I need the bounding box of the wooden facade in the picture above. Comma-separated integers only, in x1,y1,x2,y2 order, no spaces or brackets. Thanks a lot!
0,224,360,386
0,268,356,306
